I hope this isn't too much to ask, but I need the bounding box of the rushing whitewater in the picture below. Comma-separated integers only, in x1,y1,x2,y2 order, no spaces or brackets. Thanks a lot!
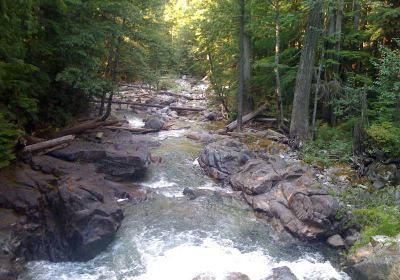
20,114,350,280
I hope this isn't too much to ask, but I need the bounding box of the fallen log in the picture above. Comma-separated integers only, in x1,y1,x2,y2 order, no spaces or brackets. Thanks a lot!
226,129,288,142
159,91,205,101
226,103,268,131
23,135,75,153
91,100,205,112
104,126,159,134
57,119,120,137
37,143,70,155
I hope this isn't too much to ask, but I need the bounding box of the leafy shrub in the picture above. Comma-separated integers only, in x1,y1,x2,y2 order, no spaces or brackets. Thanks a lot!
366,122,400,158
0,113,21,168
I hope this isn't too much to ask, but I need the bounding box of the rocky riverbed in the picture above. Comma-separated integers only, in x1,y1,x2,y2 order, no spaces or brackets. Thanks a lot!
0,77,398,279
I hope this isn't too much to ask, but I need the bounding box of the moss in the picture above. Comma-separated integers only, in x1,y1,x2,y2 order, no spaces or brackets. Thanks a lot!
351,206,400,250
338,185,400,251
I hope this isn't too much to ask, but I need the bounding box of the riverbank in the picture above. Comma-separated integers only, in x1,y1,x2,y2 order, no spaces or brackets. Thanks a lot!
0,77,397,279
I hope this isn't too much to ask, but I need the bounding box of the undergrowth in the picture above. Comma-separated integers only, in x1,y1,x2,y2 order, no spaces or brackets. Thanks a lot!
339,185,400,250
301,123,352,167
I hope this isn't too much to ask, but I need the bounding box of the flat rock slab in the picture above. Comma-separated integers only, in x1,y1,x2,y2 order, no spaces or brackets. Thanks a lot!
51,138,151,179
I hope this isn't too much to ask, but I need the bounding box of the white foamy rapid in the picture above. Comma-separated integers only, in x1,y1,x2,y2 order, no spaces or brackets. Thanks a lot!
140,176,182,197
155,128,187,140
22,231,349,280
132,236,349,280
127,115,145,127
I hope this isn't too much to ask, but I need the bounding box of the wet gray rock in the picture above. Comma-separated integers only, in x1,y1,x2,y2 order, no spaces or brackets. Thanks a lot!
186,130,225,144
199,140,339,239
145,116,165,130
229,159,283,195
51,137,151,179
229,158,338,240
344,229,361,247
183,187,212,200
265,266,298,280
367,162,400,188
350,238,400,280
146,96,177,106
224,272,250,280
199,139,255,180
0,157,147,264
327,234,346,249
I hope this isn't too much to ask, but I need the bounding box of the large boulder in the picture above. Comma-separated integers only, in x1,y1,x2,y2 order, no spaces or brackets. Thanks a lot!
144,116,165,130
227,158,339,240
265,266,298,280
349,235,400,280
0,157,147,263
366,162,400,188
51,137,151,179
199,139,255,180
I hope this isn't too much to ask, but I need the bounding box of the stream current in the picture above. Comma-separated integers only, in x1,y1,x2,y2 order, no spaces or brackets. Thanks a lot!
20,114,350,280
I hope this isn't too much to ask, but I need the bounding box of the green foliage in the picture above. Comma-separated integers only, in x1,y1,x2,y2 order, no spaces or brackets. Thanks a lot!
302,123,352,167
0,0,173,168
0,113,21,168
339,186,400,250
371,39,400,123
366,122,400,158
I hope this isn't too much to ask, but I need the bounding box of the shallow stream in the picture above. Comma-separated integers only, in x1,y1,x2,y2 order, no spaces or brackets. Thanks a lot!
20,114,350,280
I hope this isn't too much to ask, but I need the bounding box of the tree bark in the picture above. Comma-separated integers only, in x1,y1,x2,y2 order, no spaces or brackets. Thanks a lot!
237,0,245,132
289,0,323,140
57,119,119,137
311,50,325,140
333,0,344,76
99,93,106,116
243,30,253,114
227,103,268,131
100,93,114,121
23,135,75,153
274,0,284,128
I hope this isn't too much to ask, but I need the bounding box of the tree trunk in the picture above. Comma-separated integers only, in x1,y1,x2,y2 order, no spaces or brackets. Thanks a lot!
274,0,284,128
290,0,323,140
311,50,325,140
99,93,106,116
227,103,268,131
243,31,253,114
100,93,114,122
353,1,360,32
237,0,245,132
333,0,344,76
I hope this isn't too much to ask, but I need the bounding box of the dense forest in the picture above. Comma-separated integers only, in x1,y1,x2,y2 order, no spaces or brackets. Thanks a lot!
1,0,399,168
0,1,400,278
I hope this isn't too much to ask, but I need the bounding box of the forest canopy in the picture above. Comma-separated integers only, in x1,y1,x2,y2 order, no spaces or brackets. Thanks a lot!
1,0,399,167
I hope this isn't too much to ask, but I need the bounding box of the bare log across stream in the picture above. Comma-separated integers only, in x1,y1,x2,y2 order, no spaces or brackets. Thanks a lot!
23,135,75,153
226,103,268,131
119,84,205,101
57,119,120,137
91,100,205,112
159,91,205,101
104,126,160,134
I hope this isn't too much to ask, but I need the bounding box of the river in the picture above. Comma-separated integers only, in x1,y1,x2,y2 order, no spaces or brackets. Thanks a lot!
20,113,350,280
